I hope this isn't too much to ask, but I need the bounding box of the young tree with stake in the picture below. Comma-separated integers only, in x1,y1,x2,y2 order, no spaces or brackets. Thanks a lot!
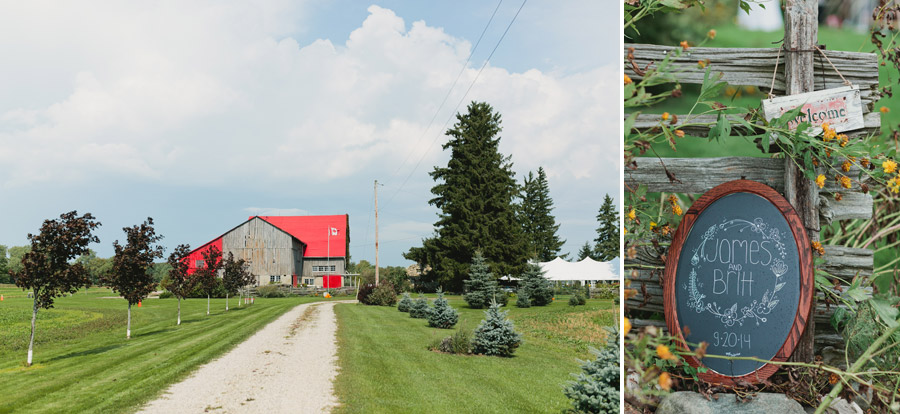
222,252,250,311
12,211,100,366
105,218,164,339
196,245,222,315
162,244,193,325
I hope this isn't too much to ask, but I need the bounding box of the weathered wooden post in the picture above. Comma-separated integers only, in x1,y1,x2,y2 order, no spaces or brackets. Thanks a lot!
783,0,818,363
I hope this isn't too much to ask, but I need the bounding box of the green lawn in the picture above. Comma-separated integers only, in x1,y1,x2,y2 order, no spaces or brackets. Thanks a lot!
0,284,331,413
332,295,616,414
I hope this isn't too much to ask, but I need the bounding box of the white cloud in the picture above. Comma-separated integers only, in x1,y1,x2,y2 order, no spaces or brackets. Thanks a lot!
0,3,610,193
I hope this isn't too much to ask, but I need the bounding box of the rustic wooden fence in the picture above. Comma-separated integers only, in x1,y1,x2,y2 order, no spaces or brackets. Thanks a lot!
624,0,880,358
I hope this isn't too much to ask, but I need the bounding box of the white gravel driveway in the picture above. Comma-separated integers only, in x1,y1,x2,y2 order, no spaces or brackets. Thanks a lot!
138,300,354,414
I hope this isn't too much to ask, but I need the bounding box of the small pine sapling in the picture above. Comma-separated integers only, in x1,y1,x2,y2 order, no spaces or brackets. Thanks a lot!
472,300,522,357
519,261,554,306
397,292,413,312
516,290,531,308
564,328,620,413
409,294,430,318
427,289,458,329
464,251,499,309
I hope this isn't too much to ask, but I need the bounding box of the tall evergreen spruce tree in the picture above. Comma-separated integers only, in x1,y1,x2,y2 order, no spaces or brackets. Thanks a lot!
405,101,527,291
520,167,565,261
577,241,594,261
594,194,619,261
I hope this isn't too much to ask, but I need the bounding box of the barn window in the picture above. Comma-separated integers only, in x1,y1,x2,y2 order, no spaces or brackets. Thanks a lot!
196,260,205,268
270,275,281,283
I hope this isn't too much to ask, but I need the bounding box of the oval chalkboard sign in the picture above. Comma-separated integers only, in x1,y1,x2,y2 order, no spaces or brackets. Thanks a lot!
663,180,813,385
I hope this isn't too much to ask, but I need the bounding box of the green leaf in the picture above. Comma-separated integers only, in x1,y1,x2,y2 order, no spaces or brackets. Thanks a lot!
844,287,870,302
871,297,900,328
660,0,688,9
739,1,751,15
624,112,639,136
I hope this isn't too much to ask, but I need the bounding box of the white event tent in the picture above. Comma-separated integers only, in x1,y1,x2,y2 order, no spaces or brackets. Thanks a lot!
538,257,619,285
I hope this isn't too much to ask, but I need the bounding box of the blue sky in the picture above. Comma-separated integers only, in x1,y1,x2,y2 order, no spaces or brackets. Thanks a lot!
0,1,618,269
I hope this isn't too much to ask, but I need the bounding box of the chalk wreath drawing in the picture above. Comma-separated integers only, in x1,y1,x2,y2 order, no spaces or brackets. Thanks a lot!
682,217,789,327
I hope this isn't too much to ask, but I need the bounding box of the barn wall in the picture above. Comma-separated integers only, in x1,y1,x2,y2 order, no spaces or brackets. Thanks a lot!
222,218,302,285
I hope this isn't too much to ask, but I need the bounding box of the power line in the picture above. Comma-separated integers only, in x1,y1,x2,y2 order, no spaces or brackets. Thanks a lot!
382,0,505,190
383,0,528,208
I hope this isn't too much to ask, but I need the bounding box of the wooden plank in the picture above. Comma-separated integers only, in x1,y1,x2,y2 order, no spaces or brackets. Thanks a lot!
625,157,869,194
821,245,874,279
625,111,880,139
818,192,873,223
624,44,881,109
784,0,820,363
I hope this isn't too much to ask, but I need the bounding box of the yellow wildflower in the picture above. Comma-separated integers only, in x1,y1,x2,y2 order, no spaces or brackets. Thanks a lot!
839,175,852,189
829,373,839,385
698,60,707,69
673,204,683,216
708,29,717,39
657,344,677,361
889,176,900,194
861,158,870,168
881,106,891,114
650,222,657,231
824,127,836,141
662,112,670,121
842,161,851,172
624,74,632,85
884,159,898,174
627,209,636,221
624,318,631,334
674,130,685,138
815,174,825,189
680,40,690,51
812,241,825,256
659,372,673,391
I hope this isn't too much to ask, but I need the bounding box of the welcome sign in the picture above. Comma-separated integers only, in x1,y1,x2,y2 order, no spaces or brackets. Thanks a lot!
663,180,814,385
761,85,865,133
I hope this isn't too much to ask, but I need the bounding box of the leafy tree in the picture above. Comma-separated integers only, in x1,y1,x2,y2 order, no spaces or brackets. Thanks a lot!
427,289,459,329
0,245,8,283
196,245,223,316
464,251,500,309
12,211,100,366
105,218,165,339
519,261,554,306
162,244,194,325
75,249,112,287
520,167,565,261
149,262,172,283
564,329,620,413
7,245,31,278
594,194,620,261
222,252,250,310
472,301,522,357
405,101,527,291
577,242,594,261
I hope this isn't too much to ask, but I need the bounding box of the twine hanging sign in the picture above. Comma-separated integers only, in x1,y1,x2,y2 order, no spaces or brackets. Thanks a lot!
761,85,865,133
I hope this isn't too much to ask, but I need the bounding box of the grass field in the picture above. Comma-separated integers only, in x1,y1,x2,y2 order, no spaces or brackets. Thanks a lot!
332,295,616,414
0,284,330,414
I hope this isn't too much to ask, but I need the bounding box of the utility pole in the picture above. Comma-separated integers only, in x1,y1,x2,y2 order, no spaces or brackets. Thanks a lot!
374,180,380,286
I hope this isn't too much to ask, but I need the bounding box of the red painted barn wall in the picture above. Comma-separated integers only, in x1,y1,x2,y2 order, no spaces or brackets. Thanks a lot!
186,237,223,274
323,275,342,288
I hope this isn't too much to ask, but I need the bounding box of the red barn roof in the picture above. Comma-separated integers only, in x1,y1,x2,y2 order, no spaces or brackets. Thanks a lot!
252,215,348,258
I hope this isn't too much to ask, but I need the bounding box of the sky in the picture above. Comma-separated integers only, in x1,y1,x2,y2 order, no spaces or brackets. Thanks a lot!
0,0,618,269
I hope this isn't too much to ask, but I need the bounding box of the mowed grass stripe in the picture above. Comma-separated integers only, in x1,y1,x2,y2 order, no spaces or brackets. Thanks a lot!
332,296,610,414
0,292,326,414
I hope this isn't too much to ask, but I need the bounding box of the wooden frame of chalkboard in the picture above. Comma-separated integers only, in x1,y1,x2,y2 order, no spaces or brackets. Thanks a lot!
663,179,814,385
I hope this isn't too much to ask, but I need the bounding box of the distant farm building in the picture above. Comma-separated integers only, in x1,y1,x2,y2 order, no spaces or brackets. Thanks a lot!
186,215,349,288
